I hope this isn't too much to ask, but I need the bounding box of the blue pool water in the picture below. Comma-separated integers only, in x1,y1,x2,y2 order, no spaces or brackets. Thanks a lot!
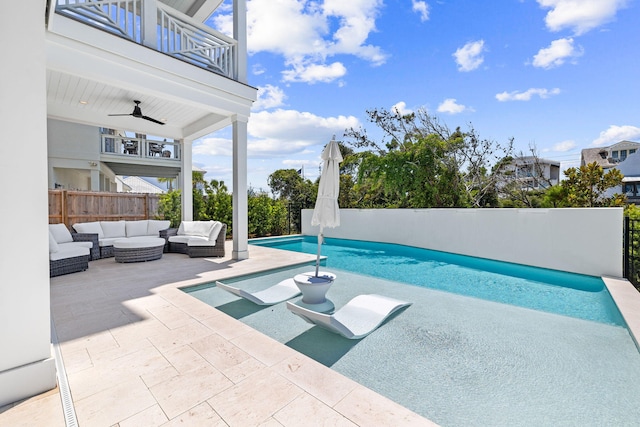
250,235,624,325
186,236,640,425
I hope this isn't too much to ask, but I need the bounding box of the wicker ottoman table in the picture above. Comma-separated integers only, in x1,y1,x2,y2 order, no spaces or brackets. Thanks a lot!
113,237,165,263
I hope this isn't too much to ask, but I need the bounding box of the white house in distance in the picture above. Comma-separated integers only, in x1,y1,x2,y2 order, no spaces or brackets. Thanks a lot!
1,0,255,407
502,156,561,190
580,140,640,169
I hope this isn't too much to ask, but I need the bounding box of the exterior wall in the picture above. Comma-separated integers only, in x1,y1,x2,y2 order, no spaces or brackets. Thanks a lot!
302,208,623,278
0,1,57,406
47,118,107,190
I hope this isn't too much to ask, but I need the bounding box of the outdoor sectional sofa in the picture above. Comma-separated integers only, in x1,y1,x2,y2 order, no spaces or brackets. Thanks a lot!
71,219,226,259
72,220,171,258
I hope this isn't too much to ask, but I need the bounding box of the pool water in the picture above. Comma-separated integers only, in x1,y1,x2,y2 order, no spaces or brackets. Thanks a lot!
185,260,640,426
250,235,624,326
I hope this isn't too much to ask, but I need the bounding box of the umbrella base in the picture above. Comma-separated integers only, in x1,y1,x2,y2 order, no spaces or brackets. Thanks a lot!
292,298,335,314
293,272,336,313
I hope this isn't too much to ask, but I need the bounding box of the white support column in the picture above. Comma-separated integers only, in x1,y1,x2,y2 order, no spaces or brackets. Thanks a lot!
0,1,56,406
90,169,100,191
181,139,193,220
233,0,248,84
232,117,249,259
141,0,158,50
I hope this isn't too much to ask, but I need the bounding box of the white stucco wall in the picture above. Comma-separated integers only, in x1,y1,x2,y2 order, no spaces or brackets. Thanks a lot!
47,119,117,190
302,208,623,278
0,1,57,406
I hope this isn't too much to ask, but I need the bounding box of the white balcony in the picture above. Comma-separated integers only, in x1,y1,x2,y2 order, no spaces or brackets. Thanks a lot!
54,0,237,79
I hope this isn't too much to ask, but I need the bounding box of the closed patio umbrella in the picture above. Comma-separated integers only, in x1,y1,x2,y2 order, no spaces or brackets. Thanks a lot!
311,136,343,276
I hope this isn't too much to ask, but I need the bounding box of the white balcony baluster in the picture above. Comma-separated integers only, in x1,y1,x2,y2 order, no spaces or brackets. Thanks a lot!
55,0,236,79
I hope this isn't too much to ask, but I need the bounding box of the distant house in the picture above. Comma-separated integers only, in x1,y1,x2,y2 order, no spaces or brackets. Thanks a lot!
614,150,640,204
580,140,640,169
501,156,561,190
119,176,165,194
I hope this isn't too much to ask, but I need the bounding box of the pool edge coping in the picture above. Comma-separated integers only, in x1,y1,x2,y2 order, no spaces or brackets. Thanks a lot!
602,276,640,350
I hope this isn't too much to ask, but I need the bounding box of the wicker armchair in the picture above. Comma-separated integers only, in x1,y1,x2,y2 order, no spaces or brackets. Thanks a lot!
167,223,226,258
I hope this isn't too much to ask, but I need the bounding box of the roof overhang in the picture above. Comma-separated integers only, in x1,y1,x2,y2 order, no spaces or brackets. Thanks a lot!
45,13,256,141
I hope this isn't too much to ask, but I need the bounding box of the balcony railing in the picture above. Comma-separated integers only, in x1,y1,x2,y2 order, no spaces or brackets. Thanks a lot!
55,0,237,79
101,134,181,161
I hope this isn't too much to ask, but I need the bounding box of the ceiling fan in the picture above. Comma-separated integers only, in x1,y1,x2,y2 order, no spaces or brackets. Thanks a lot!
108,100,165,125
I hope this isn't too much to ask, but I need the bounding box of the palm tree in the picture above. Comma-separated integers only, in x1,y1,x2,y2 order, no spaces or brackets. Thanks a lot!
157,176,175,191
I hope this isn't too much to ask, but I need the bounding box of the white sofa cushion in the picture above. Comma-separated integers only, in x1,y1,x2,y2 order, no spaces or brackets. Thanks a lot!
50,246,89,261
168,235,190,244
101,221,126,238
49,223,73,244
73,221,104,238
126,220,149,237
187,236,216,247
208,221,223,241
99,237,121,247
147,220,170,236
178,221,215,238
168,235,213,246
59,241,93,250
49,231,59,253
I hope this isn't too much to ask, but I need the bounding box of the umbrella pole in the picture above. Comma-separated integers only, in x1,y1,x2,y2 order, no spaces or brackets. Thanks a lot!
315,231,323,277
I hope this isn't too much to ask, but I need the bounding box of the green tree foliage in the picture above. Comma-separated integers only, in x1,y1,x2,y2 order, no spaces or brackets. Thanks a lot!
561,162,626,207
158,180,287,238
203,180,233,235
158,190,182,227
267,169,316,232
344,108,513,208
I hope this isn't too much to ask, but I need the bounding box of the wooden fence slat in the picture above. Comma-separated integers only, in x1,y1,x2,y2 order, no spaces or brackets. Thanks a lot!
48,190,161,228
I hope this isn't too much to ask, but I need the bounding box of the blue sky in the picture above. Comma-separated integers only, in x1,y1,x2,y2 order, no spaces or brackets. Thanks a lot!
190,0,640,193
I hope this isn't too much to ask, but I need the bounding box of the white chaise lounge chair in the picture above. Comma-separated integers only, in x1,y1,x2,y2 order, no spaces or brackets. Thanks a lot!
286,294,412,339
215,279,301,305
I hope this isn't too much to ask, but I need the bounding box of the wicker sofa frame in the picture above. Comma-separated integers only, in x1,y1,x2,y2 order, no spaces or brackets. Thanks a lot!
50,253,90,277
70,233,100,260
165,223,226,258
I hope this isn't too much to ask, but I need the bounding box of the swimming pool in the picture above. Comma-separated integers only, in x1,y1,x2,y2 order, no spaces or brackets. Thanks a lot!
183,260,640,427
250,235,624,325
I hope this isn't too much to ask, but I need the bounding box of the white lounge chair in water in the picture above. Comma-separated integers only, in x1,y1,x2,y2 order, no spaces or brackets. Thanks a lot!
286,294,412,339
215,279,301,305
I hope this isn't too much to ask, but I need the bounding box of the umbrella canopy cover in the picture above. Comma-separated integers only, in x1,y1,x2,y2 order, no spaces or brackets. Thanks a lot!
311,139,343,230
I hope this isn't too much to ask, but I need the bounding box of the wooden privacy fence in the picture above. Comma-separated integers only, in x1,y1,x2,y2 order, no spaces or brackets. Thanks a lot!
49,190,161,228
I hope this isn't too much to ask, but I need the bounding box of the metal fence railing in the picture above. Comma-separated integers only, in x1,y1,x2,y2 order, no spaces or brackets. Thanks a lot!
624,216,640,291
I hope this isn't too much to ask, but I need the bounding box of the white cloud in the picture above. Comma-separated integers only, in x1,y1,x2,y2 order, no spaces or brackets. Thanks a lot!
194,109,359,162
282,61,347,84
391,101,413,116
537,0,628,35
495,87,561,101
551,140,577,152
252,85,287,111
210,0,387,84
252,64,266,76
248,109,360,157
193,137,233,157
592,125,640,146
437,98,471,114
532,38,582,69
453,40,485,72
412,0,430,22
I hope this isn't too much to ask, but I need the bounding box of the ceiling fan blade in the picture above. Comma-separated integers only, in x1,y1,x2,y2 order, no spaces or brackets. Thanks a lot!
108,101,165,125
142,115,166,125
